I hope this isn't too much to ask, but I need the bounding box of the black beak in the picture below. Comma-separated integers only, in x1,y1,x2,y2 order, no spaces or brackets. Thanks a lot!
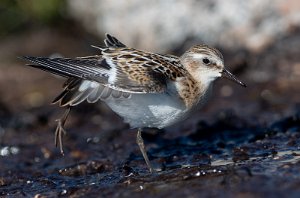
221,69,246,87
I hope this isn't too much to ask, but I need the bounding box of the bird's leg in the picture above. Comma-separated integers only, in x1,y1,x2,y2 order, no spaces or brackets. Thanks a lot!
54,106,71,155
136,128,154,173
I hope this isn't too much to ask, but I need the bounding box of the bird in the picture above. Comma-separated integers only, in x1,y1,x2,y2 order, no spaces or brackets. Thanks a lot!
21,33,246,173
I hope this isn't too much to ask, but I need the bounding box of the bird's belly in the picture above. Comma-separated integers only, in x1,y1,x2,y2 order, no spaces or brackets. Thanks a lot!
102,93,188,129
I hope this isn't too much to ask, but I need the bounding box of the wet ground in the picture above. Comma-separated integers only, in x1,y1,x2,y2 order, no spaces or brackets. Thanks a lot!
0,28,300,197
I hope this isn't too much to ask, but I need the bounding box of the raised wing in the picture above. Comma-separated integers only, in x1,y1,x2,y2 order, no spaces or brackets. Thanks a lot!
22,56,110,83
104,33,126,48
21,34,186,106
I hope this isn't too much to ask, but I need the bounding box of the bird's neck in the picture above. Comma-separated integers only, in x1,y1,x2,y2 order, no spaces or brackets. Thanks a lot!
174,75,209,109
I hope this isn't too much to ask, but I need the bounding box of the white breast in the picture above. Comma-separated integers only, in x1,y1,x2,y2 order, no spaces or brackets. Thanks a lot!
102,92,189,129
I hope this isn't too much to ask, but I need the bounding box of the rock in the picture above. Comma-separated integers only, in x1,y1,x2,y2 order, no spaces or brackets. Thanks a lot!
67,0,300,52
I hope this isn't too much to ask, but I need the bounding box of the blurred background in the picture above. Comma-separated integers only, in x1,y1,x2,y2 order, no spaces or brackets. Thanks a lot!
0,0,299,119
0,0,300,197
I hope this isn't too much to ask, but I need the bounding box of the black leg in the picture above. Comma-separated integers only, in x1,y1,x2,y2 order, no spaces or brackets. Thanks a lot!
54,106,71,155
136,128,154,173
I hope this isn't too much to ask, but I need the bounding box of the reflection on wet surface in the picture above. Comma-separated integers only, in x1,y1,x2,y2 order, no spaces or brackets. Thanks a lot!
0,109,299,196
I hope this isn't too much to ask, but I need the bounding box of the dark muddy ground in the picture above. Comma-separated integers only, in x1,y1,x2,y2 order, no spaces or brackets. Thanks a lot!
0,28,299,197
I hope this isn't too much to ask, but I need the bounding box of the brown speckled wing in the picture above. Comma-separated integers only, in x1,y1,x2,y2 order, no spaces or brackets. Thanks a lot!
101,48,186,93
22,34,189,106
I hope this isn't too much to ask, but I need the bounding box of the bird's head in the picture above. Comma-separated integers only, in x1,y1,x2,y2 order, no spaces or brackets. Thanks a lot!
181,45,246,88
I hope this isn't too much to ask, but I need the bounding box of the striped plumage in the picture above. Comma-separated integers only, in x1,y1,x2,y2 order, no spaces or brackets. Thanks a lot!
22,34,245,172
23,34,189,106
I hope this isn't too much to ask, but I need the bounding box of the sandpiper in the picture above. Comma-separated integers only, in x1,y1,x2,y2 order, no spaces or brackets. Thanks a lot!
22,34,246,172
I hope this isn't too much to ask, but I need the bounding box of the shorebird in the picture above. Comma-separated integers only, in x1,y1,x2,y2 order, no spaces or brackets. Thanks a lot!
22,34,246,172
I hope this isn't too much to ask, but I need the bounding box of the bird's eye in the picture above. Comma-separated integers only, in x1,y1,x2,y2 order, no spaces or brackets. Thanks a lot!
202,58,210,65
